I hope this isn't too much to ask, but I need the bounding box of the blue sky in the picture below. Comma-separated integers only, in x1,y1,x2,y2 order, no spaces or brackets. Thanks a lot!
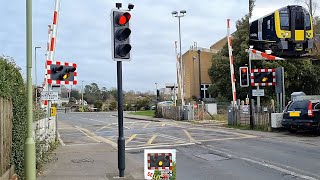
1,0,247,92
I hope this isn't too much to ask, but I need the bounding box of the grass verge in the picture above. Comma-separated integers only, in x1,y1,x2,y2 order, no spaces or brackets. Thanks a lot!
129,110,155,117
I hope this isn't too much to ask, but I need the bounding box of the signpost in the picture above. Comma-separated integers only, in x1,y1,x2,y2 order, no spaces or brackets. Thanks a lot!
252,89,265,97
41,91,59,101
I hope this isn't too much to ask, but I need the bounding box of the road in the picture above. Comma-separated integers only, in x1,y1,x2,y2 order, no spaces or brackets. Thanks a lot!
57,112,320,180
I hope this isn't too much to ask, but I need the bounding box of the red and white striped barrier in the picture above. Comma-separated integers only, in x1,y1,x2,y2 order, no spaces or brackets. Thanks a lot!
46,60,78,85
250,49,285,61
250,68,276,86
227,19,237,106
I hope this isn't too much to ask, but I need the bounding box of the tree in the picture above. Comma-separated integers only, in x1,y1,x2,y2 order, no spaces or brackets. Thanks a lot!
70,89,80,100
93,100,103,111
295,0,318,18
249,0,255,18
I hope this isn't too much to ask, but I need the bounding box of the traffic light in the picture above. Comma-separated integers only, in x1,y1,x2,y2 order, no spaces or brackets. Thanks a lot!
147,153,172,170
239,67,249,87
251,69,276,86
111,9,132,61
50,64,76,81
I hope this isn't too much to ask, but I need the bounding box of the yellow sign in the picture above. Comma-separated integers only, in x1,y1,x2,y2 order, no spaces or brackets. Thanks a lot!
50,107,57,117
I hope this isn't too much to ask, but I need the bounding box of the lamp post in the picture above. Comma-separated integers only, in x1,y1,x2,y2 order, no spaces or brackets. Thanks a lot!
172,10,186,105
192,56,196,98
34,46,41,105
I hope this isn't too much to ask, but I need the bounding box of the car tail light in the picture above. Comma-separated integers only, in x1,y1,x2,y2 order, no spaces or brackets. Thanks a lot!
308,101,314,117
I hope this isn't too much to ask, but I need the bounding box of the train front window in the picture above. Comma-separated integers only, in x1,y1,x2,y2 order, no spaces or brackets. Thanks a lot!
295,12,305,30
280,13,289,30
305,13,311,30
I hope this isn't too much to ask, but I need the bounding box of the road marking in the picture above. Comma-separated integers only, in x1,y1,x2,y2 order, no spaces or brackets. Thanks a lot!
183,129,197,143
126,134,137,145
203,145,319,180
143,122,152,128
75,126,117,148
162,123,166,127
126,142,195,151
146,135,157,145
96,124,111,132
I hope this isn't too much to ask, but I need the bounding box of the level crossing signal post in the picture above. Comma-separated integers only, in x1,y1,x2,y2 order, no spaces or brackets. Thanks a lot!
111,3,134,178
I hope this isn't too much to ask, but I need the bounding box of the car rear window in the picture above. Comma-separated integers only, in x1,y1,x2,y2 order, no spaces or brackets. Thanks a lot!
287,101,309,111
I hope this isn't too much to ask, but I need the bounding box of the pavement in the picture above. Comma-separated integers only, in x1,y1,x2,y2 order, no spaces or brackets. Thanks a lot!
37,112,320,180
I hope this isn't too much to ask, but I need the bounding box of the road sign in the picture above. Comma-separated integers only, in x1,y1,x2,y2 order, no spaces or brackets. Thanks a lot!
50,107,57,117
41,91,59,101
242,105,249,114
252,89,265,97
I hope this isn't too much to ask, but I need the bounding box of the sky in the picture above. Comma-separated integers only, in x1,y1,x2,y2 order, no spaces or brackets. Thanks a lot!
251,0,320,22
1,0,247,92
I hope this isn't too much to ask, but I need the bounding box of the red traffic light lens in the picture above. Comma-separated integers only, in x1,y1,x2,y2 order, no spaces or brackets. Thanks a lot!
241,68,247,73
118,12,131,25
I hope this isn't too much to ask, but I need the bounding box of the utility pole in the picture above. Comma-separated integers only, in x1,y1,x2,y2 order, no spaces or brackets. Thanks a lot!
193,56,196,98
25,0,36,179
310,0,313,16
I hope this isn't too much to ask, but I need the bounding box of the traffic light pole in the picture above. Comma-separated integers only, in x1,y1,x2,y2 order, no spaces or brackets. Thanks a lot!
117,61,125,177
249,50,254,129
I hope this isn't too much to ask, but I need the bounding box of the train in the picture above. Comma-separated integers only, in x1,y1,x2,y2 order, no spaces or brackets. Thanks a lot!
250,5,314,57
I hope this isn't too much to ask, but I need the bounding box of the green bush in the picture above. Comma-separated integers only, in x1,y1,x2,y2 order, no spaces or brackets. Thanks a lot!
0,56,27,179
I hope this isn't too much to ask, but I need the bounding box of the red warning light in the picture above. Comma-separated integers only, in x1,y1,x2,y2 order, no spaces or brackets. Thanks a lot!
241,68,247,73
118,12,131,25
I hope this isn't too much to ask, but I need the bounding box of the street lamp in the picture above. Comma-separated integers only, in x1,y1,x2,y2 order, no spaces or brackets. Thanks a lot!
34,46,41,105
172,10,186,105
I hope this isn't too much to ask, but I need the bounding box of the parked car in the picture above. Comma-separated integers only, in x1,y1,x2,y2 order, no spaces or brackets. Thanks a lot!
151,105,156,110
157,101,174,107
282,99,320,134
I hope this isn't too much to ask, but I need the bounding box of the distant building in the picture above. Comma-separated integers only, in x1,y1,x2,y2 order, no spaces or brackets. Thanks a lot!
180,37,227,101
76,99,88,106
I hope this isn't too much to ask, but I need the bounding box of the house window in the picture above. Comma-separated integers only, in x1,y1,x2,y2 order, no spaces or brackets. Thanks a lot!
200,84,212,99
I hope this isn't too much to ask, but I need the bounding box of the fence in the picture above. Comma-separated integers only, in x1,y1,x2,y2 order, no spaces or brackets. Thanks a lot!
234,105,272,127
157,106,183,120
0,98,13,177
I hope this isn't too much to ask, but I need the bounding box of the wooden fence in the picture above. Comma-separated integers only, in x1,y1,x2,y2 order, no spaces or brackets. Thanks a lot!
238,105,271,127
0,98,13,177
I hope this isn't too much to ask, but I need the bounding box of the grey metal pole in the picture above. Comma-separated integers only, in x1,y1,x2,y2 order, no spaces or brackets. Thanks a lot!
178,16,184,105
257,86,260,108
249,49,254,129
282,67,285,110
117,61,125,177
280,93,283,112
81,81,84,106
197,50,202,101
34,46,40,105
25,0,36,178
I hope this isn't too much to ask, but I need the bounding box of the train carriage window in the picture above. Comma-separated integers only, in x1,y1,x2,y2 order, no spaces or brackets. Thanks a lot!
280,12,289,30
267,20,270,29
305,13,311,30
295,12,305,30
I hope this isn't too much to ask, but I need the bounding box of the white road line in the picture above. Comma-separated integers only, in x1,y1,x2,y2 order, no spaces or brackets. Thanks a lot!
203,145,319,180
125,142,195,151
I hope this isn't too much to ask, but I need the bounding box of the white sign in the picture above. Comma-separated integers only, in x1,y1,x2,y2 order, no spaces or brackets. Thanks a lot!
242,105,249,114
252,89,265,97
41,91,59,101
144,149,176,180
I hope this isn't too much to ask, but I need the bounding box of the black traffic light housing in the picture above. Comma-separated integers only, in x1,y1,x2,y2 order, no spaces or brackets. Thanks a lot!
50,65,76,81
239,67,249,87
112,9,132,61
253,72,274,84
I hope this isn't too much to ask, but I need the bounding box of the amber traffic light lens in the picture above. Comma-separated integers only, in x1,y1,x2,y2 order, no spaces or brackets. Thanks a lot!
241,68,247,73
262,77,268,82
